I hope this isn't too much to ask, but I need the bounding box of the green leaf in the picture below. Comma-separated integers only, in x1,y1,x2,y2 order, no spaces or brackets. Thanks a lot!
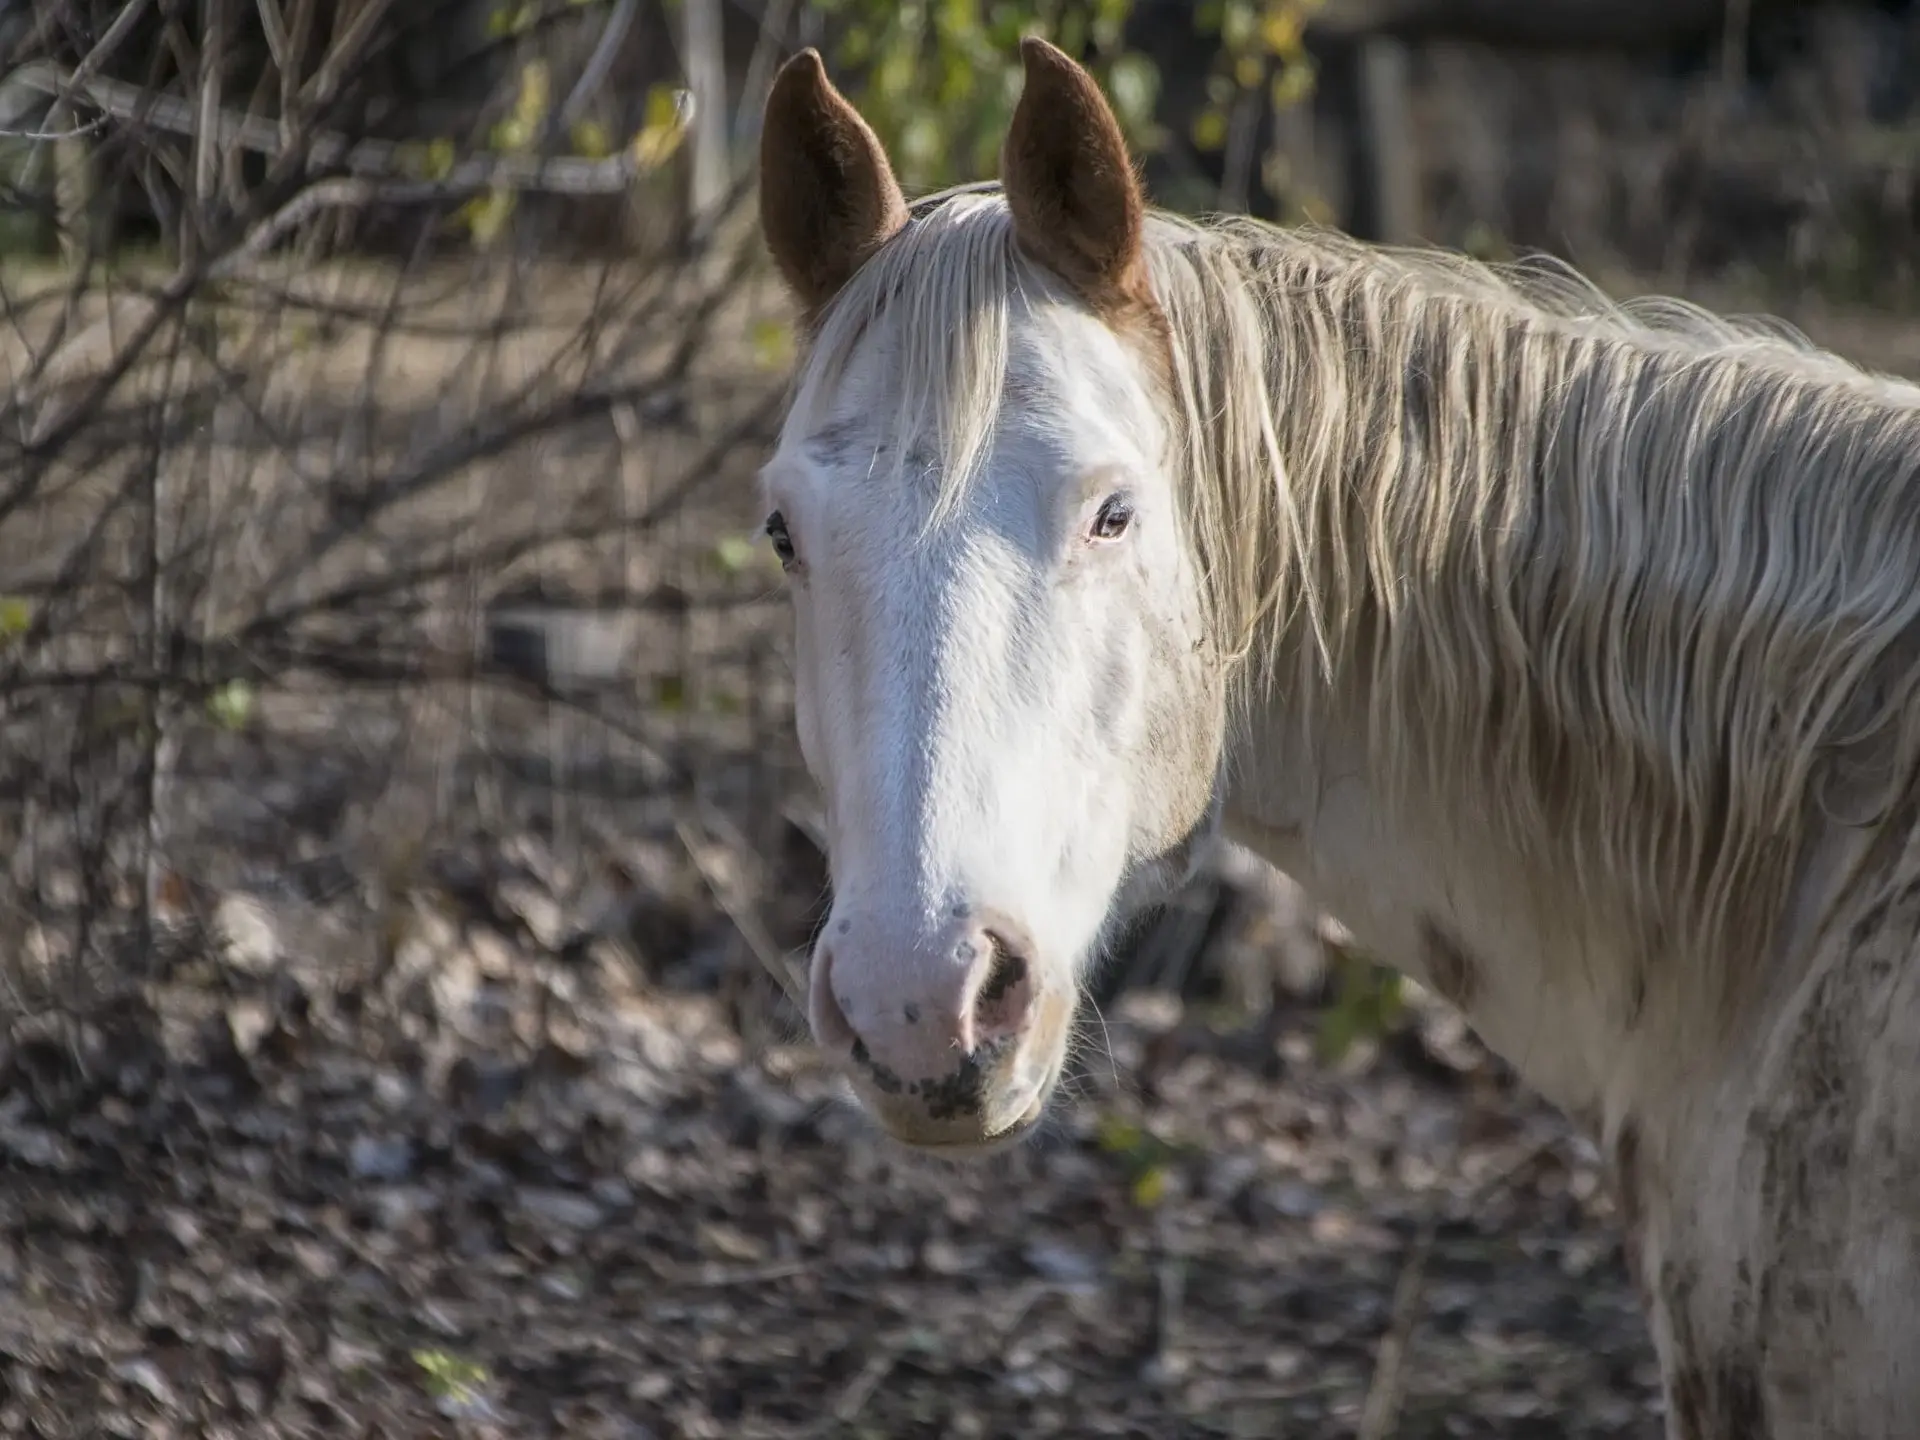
938,0,979,41
1222,0,1258,50
749,317,794,371
1131,1165,1169,1208
570,118,611,159
1270,54,1316,109
1317,948,1404,1063
1096,1115,1145,1155
1261,5,1303,57
874,47,916,103
456,188,515,248
422,136,456,180
0,595,32,642
412,1348,489,1404
632,84,691,169
485,2,537,38
900,113,944,184
815,0,1164,190
1191,106,1229,153
206,679,257,731
511,60,552,134
712,534,758,573
1105,54,1159,133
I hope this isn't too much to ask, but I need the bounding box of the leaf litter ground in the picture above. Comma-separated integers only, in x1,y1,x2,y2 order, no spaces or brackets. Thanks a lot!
0,867,1663,1439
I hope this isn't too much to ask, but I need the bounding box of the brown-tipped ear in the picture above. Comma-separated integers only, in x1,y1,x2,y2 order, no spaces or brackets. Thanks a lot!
1000,36,1148,311
759,49,909,318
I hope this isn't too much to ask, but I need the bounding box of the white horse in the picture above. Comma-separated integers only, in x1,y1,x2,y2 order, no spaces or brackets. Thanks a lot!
756,38,1920,1440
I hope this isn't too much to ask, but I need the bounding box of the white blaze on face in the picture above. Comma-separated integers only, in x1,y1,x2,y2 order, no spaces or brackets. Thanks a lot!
761,285,1216,1143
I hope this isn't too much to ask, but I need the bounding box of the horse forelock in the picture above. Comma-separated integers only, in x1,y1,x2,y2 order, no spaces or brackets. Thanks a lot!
783,189,1920,1017
784,191,1023,532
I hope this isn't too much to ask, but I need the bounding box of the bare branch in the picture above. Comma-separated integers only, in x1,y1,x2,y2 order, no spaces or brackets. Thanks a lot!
42,0,157,102
0,110,111,141
557,0,640,130
253,0,289,72
11,60,692,195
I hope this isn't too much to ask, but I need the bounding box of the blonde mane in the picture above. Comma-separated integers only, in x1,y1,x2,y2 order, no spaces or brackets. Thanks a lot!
790,190,1920,1001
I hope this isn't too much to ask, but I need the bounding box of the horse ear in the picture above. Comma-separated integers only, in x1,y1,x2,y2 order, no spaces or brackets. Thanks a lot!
759,49,910,317
1000,36,1149,311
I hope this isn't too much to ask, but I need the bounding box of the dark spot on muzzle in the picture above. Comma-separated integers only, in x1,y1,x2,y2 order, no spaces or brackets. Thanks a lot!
849,1038,903,1095
848,1035,1015,1120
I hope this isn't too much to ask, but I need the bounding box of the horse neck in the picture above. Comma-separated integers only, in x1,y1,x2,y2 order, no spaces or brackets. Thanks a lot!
1220,667,1655,1123
1205,291,1715,1127
1211,290,1914,1135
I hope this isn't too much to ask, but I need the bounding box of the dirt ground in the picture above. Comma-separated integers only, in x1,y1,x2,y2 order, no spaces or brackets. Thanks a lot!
0,904,1660,1440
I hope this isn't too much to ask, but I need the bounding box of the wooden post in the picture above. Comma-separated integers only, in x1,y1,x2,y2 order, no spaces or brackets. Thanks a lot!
681,0,727,246
1354,34,1420,245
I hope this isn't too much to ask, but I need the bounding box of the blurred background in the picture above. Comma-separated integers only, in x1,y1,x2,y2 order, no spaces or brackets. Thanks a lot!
0,2,1915,1435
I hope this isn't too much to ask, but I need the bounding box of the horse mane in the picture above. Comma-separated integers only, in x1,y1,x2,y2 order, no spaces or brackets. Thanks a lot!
789,187,1920,1003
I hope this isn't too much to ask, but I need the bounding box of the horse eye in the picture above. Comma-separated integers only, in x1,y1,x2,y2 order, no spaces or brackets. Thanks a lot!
1090,494,1134,542
765,510,797,567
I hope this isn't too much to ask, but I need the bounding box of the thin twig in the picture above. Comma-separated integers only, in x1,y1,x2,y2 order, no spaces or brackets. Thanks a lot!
556,0,639,130
278,0,317,149
673,817,809,1012
292,0,394,120
194,0,227,218
1154,1249,1188,1376
1356,1218,1436,1440
253,0,289,70
0,112,113,141
824,1334,907,1429
735,0,799,143
684,1259,809,1288
43,0,158,105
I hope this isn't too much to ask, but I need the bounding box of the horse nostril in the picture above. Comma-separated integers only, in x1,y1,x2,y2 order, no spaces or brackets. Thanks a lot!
978,935,1026,1004
809,914,1041,1074
970,927,1034,1045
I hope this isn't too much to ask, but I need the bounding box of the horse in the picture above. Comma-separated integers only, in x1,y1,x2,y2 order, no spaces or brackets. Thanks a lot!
753,37,1920,1440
